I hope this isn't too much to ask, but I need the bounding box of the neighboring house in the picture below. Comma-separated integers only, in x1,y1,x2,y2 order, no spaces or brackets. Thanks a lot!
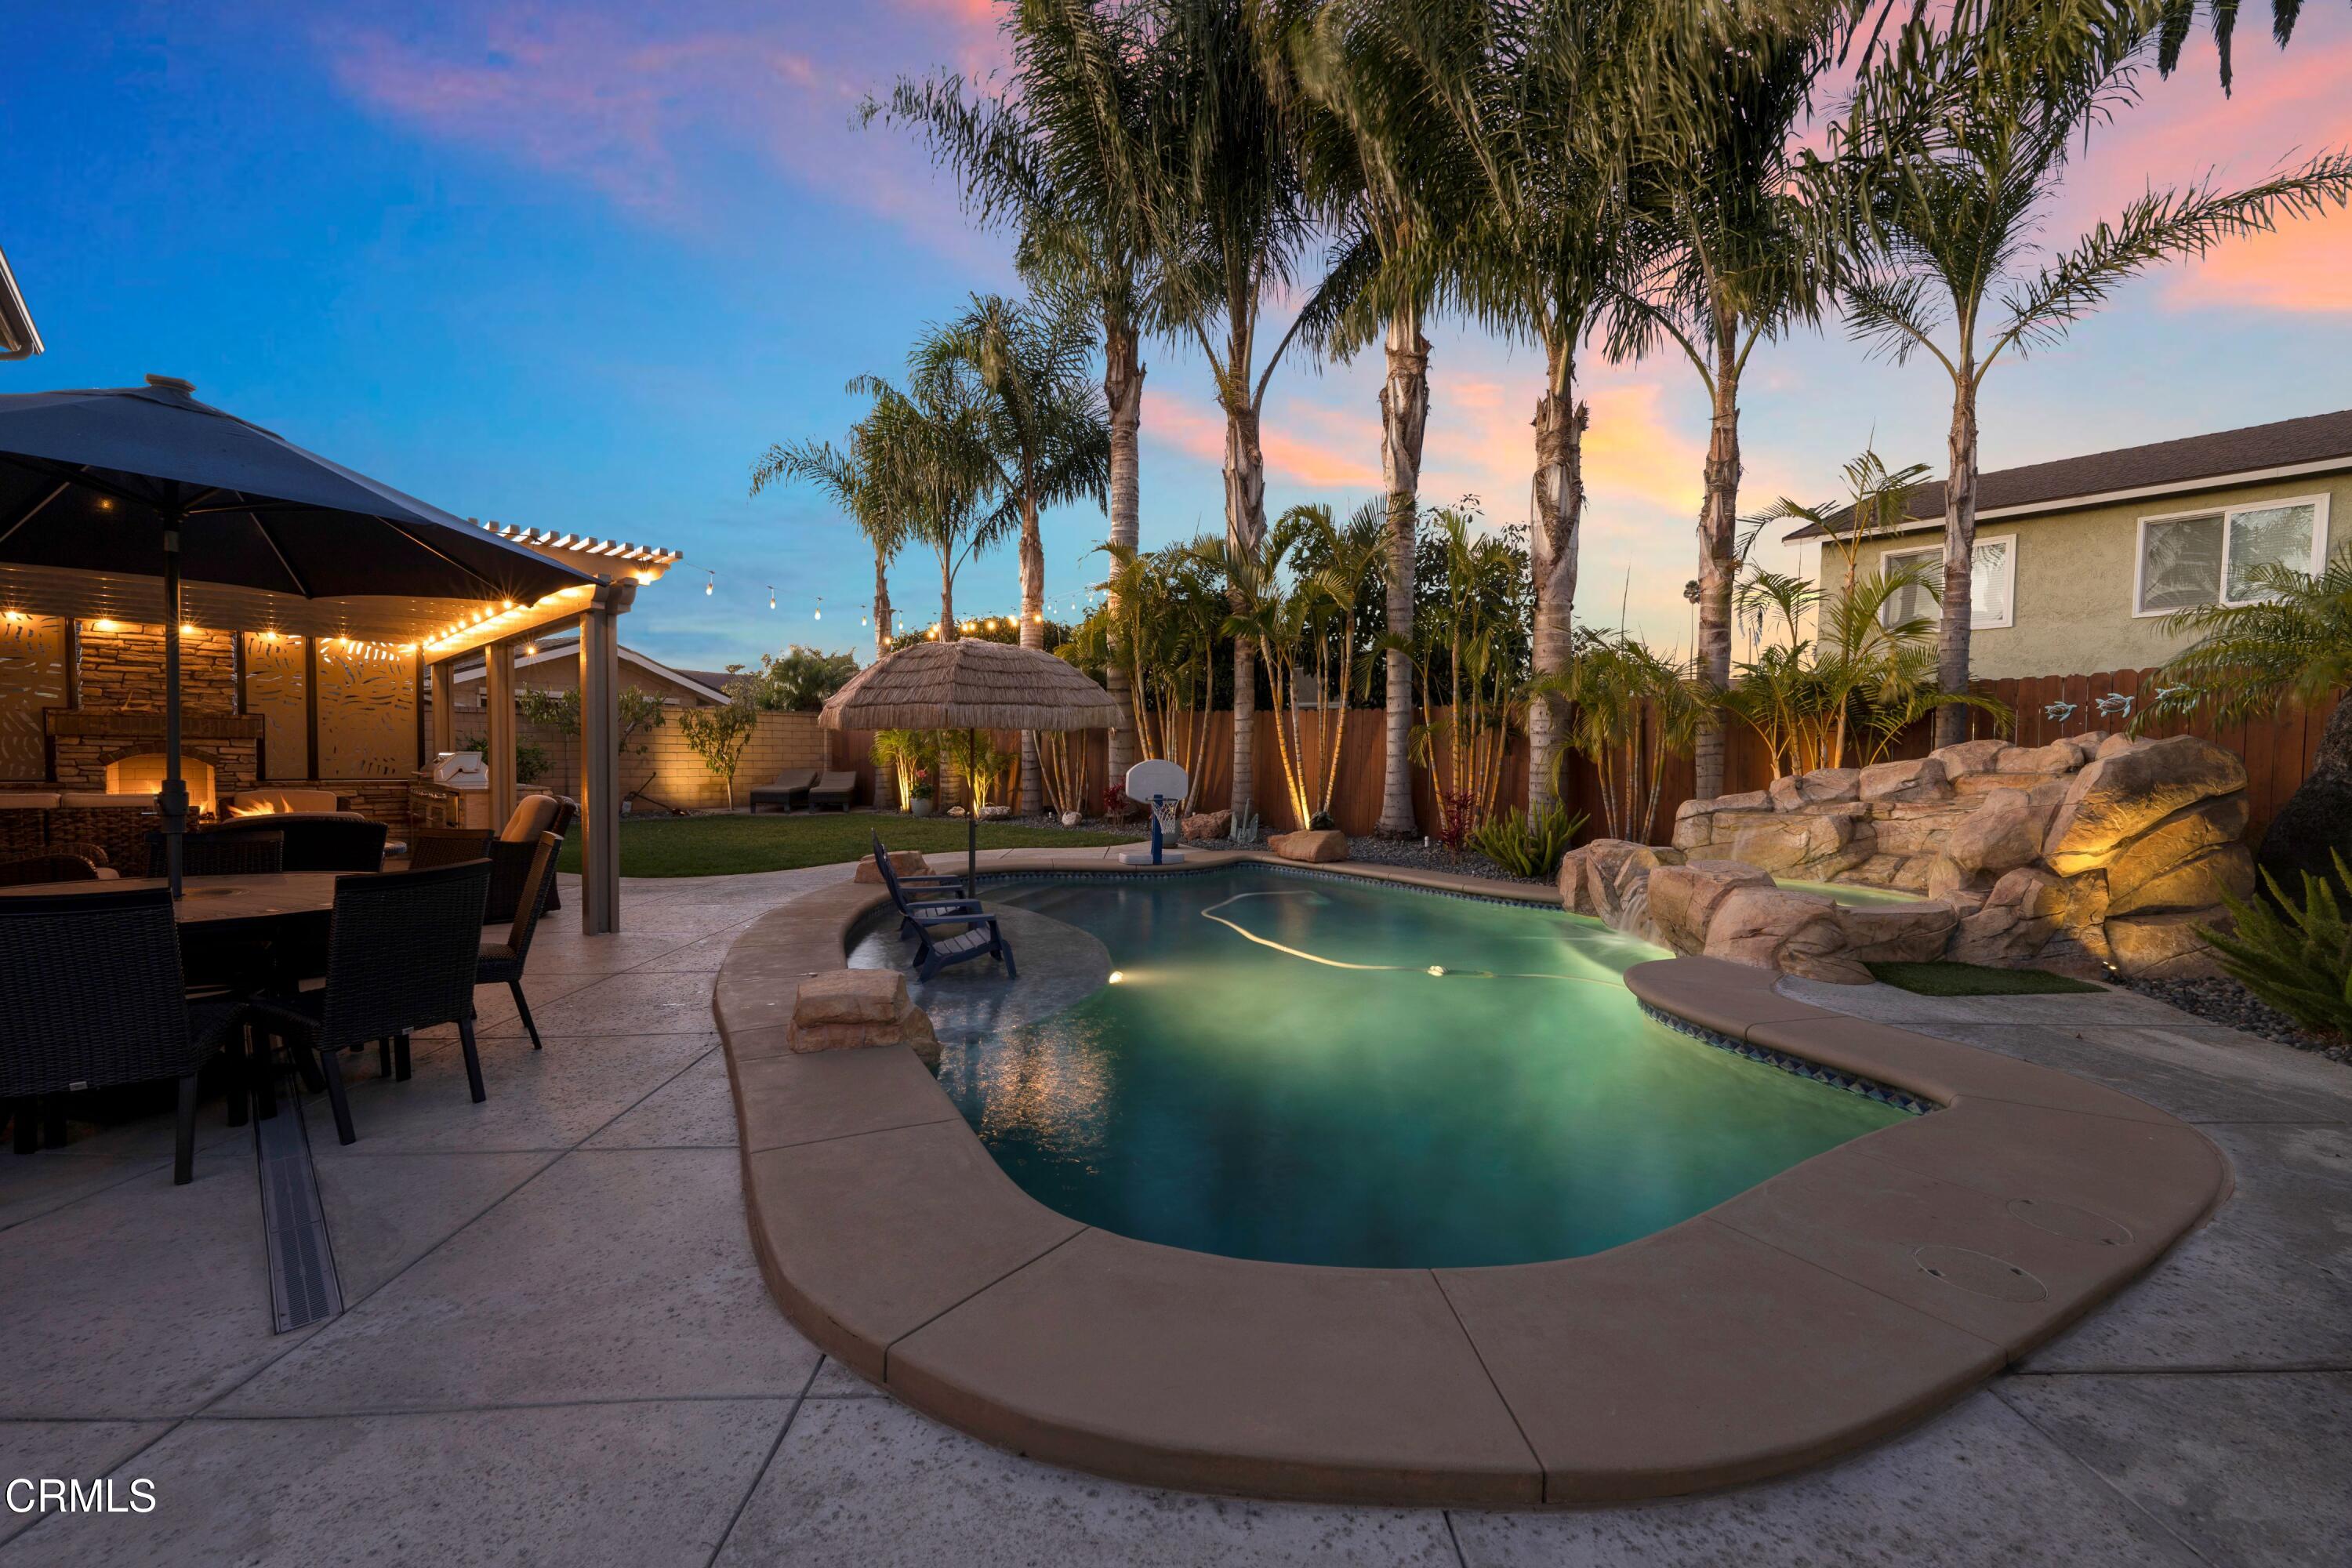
1791,410,2351,680
0,239,43,359
445,631,733,715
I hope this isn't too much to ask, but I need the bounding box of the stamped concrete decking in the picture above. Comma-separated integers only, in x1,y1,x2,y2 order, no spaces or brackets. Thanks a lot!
2,851,2347,1566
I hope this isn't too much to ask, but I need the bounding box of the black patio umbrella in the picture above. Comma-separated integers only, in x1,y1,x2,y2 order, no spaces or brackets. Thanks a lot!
0,376,598,895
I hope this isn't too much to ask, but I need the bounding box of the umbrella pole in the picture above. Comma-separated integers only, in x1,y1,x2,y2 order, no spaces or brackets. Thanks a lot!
158,517,187,899
965,727,978,900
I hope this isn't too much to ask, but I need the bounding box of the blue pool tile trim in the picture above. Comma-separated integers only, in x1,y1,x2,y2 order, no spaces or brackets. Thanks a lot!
1639,1001,1936,1116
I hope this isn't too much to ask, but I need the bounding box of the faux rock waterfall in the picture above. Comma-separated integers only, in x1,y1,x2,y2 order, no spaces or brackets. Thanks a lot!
1559,731,2254,983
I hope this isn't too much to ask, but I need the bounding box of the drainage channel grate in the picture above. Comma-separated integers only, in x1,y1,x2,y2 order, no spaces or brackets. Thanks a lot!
254,1091,344,1333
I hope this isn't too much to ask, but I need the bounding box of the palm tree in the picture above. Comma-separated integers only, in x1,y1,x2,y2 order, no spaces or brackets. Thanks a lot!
869,2,1169,788
750,417,902,662
1609,7,1841,802
1289,4,1462,837
1829,0,2352,746
1308,0,1657,815
1086,0,1315,826
854,334,1007,642
921,293,1110,811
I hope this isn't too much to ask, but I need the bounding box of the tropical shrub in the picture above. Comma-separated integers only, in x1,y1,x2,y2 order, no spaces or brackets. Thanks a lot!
1533,632,1702,844
1408,509,1525,837
459,734,551,786
940,729,1014,815
1468,802,1588,880
870,728,937,811
2201,853,2352,1037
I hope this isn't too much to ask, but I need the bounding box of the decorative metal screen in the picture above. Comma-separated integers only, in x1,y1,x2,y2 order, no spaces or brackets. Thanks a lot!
316,642,416,779
245,633,308,781
0,614,67,782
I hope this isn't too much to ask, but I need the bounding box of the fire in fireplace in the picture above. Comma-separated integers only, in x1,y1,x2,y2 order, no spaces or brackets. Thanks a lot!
104,753,218,815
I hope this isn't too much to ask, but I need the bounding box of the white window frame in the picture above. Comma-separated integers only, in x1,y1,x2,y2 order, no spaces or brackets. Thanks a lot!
1878,534,2016,630
2132,492,2333,618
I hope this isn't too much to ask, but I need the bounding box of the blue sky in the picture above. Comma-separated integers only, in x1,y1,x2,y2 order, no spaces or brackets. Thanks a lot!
5,1,2348,672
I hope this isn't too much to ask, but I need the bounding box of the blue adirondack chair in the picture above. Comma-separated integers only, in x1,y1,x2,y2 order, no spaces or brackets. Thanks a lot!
871,838,1018,982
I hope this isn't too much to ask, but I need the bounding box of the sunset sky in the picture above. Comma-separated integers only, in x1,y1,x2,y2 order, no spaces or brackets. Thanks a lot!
6,1,2348,672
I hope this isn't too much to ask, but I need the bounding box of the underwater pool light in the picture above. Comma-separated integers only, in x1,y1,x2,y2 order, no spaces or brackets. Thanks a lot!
1428,965,1446,977
1107,971,1126,984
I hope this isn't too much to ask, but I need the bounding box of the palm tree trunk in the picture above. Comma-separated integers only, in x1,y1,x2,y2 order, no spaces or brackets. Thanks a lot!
1935,365,1980,748
1225,403,1266,824
1017,490,1046,815
1526,337,1584,815
1376,307,1428,837
871,545,892,662
1691,327,1743,800
1103,313,1145,792
938,546,956,644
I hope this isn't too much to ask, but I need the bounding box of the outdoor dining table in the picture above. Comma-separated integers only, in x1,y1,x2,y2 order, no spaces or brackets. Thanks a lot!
0,871,347,924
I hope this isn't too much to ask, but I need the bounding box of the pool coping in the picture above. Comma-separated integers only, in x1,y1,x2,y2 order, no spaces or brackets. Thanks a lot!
714,848,2233,1508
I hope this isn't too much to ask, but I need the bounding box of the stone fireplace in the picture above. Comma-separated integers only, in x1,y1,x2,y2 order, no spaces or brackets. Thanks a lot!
104,752,220,816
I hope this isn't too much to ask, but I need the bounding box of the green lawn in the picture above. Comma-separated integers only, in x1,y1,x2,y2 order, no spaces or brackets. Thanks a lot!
1864,960,2103,996
556,811,1142,878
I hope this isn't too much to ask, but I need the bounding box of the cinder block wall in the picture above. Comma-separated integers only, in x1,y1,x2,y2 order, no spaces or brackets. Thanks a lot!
517,710,827,811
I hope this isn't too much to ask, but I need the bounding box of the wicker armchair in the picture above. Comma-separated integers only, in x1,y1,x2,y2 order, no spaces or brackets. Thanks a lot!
149,829,285,878
0,887,242,1183
246,860,493,1145
0,853,101,887
408,795,575,924
202,815,386,873
475,833,562,1051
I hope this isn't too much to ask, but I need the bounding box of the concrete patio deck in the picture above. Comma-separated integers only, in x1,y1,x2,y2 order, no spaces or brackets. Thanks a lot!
2,858,2347,1566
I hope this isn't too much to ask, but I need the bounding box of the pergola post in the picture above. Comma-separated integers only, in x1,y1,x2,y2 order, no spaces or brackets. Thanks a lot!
485,641,517,830
577,590,623,935
429,659,456,757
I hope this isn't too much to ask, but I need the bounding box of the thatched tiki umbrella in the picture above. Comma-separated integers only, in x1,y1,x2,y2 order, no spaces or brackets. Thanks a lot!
821,638,1118,895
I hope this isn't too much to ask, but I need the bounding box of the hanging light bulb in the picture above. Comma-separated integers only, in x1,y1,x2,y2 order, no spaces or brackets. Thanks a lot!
705,571,714,597
813,597,822,622
768,586,776,610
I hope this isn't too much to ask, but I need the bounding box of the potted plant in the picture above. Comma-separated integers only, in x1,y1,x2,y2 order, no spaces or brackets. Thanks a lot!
909,766,935,818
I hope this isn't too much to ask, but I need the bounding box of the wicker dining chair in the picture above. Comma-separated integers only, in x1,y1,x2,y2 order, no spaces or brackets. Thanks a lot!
474,832,561,1051
245,859,493,1146
0,887,242,1183
0,853,100,887
205,815,387,873
148,829,285,878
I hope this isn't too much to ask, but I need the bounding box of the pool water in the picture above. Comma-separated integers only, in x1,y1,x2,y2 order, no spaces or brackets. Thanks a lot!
936,867,1906,1269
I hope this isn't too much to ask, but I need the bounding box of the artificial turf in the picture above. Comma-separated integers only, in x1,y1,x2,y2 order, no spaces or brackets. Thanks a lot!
1864,960,2103,996
554,810,1140,878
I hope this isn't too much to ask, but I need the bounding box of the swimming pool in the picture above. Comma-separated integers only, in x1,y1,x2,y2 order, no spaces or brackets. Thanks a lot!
927,866,1907,1269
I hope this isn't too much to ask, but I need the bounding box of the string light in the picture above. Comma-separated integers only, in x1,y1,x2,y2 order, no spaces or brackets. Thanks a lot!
768,586,776,610
705,571,714,597
813,597,822,622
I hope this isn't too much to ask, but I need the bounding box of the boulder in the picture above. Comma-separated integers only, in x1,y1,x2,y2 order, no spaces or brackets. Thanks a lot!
1558,838,1678,923
789,968,942,1067
2044,735,2249,875
1180,808,1232,842
1929,738,2009,778
1857,757,1953,804
1644,860,1775,955
1873,808,1976,858
1700,885,1857,982
1995,741,2082,775
1836,900,1960,967
2096,732,2146,760
2105,907,2232,980
1953,772,2050,798
1266,828,1348,863
1949,868,2067,967
2054,731,2109,767
1769,768,1860,811
1943,788,2051,879
1924,855,1991,902
1731,804,1875,879
2109,842,2256,917
2101,794,2252,913
1712,789,1773,813
853,848,934,886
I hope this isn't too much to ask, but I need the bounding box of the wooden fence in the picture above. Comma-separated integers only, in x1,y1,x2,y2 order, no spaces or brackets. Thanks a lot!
823,664,2331,849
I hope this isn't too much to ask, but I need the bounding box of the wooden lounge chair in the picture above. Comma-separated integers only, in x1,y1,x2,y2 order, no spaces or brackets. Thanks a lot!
873,843,1016,982
748,769,817,814
807,771,857,811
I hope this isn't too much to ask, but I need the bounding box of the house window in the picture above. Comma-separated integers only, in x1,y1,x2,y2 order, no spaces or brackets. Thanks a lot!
1879,536,2015,630
2135,495,2328,615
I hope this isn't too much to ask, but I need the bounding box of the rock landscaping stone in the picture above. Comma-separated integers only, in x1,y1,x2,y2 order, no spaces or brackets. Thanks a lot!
789,969,942,1066
1266,828,1348,864
1179,809,1231,843
852,849,932,886
1858,757,1952,804
1568,729,2259,982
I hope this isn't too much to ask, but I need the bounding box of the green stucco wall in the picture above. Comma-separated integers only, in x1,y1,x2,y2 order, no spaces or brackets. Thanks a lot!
1835,470,2350,680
